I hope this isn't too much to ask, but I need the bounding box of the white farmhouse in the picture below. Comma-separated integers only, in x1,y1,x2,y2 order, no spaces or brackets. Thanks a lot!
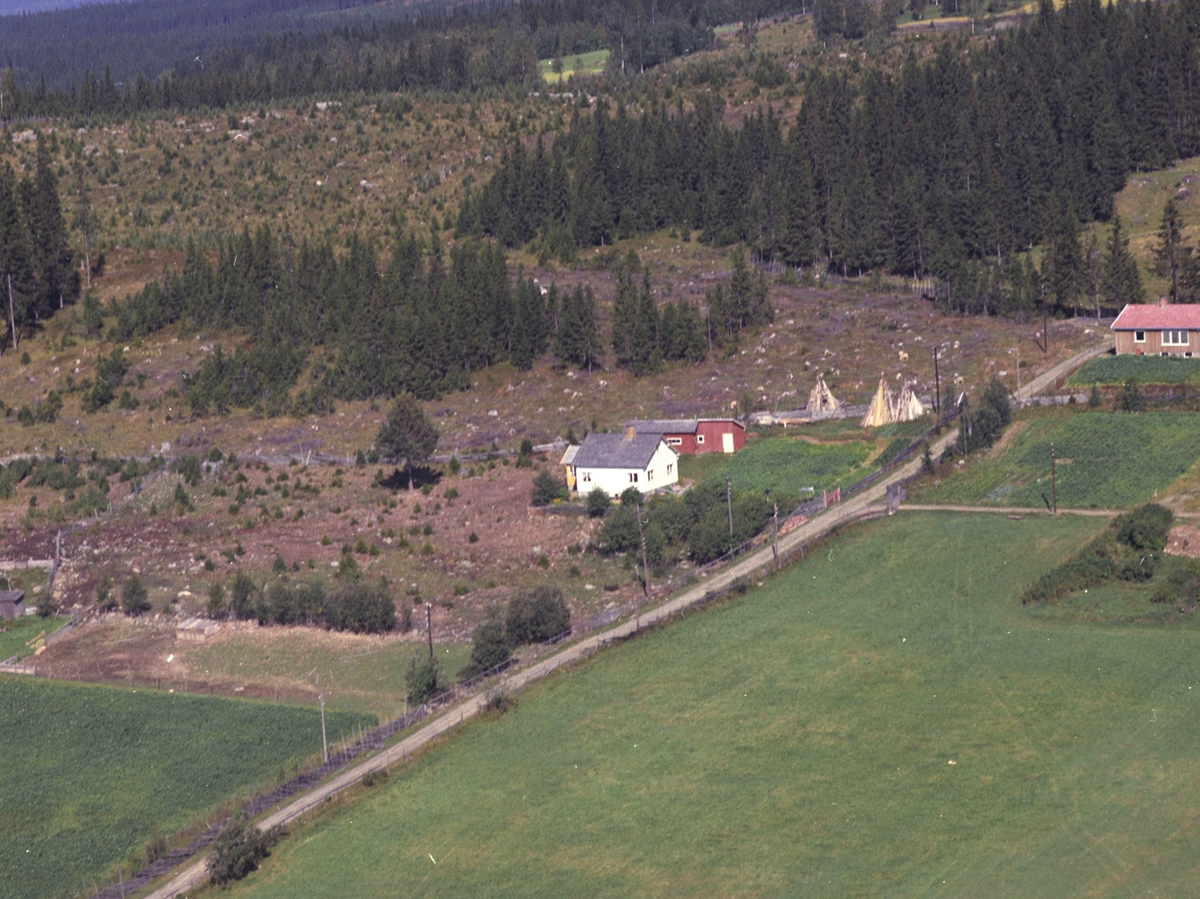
562,430,679,498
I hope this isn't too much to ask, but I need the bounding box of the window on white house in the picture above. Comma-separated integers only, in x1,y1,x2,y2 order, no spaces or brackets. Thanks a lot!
581,472,591,482
647,469,653,481
1134,330,1146,342
667,463,673,476
696,434,705,443
1163,329,1188,345
629,473,638,483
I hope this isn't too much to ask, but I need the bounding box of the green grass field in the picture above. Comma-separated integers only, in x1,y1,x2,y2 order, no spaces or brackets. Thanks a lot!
220,511,1200,898
0,614,68,661
704,436,871,499
1067,354,1200,387
913,411,1200,509
0,679,372,899
538,49,610,84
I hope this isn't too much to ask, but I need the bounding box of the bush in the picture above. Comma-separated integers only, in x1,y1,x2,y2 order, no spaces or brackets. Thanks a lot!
530,470,568,506
1114,503,1173,554
405,655,441,704
121,574,150,615
506,586,571,645
585,487,611,517
597,505,640,554
324,583,395,633
230,571,259,619
458,618,511,681
95,572,115,611
1120,377,1147,412
208,814,281,885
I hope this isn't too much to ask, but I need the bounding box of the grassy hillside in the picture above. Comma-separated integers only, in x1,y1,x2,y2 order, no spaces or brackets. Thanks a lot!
216,511,1200,898
911,410,1200,509
0,678,372,899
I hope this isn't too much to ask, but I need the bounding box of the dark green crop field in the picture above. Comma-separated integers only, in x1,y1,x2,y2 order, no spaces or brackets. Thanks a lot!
223,512,1200,898
1067,355,1200,387
0,680,372,899
913,411,1200,509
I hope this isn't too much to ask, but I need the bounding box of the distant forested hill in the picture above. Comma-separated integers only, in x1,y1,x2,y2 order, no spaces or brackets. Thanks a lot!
0,0,782,104
0,0,451,90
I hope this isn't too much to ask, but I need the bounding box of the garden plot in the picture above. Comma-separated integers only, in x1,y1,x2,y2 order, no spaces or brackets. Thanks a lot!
913,411,1200,510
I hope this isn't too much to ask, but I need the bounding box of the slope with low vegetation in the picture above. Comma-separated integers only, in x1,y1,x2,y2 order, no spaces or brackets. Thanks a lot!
215,512,1200,898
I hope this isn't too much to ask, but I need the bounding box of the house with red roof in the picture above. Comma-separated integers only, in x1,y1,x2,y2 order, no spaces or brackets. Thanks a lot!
1111,302,1200,356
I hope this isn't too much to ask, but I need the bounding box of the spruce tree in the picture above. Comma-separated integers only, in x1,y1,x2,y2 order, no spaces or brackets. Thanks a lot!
0,162,31,353
554,284,601,371
1100,214,1144,312
1154,198,1185,301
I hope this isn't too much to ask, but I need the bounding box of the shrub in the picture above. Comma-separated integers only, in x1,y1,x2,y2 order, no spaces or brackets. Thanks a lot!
585,487,611,517
405,655,441,704
324,583,395,633
1114,503,1173,554
95,572,115,611
208,814,281,885
230,571,259,619
506,586,571,645
597,505,640,554
620,486,642,507
121,574,150,615
530,470,568,506
1120,377,1147,412
458,618,511,681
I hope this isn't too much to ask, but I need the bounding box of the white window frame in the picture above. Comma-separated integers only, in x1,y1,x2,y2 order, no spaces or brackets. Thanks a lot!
628,472,639,483
667,463,673,476
666,437,683,446
696,434,705,444
647,469,654,481
581,471,591,482
1134,330,1146,343
1163,329,1188,346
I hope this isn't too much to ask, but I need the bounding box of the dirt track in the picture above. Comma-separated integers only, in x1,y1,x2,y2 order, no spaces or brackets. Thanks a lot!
143,340,1113,899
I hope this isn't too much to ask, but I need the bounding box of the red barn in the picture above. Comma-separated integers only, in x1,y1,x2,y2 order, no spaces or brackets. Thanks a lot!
625,418,745,454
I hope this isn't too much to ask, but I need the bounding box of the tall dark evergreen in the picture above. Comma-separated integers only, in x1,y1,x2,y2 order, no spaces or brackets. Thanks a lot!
1154,198,1186,302
554,284,601,372
0,163,32,352
1100,214,1143,311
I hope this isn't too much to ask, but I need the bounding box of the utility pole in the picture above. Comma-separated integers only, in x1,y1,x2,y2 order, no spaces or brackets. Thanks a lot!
1015,346,1021,406
933,346,940,415
1050,442,1057,515
772,501,779,569
725,475,734,537
426,602,434,661
320,694,328,763
635,501,650,598
1042,293,1049,355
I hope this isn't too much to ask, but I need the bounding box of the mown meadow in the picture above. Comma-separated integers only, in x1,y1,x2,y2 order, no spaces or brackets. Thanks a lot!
913,410,1200,509
0,680,372,899
220,512,1200,898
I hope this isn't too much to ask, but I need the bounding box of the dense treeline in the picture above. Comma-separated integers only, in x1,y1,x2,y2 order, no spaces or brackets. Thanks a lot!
112,226,562,411
0,142,75,353
461,0,1200,316
0,0,806,114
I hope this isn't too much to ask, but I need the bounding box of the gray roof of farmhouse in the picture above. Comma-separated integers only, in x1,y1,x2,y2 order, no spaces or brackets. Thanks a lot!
625,418,699,434
571,433,671,470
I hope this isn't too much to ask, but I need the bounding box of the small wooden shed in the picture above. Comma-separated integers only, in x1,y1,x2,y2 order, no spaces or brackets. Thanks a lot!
0,590,27,620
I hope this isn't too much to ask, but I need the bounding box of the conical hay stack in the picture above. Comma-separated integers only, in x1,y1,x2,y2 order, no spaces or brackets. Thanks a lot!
894,383,926,422
860,378,895,428
807,374,841,413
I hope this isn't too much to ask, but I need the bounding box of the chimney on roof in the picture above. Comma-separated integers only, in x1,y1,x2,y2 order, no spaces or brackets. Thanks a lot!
624,425,636,440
